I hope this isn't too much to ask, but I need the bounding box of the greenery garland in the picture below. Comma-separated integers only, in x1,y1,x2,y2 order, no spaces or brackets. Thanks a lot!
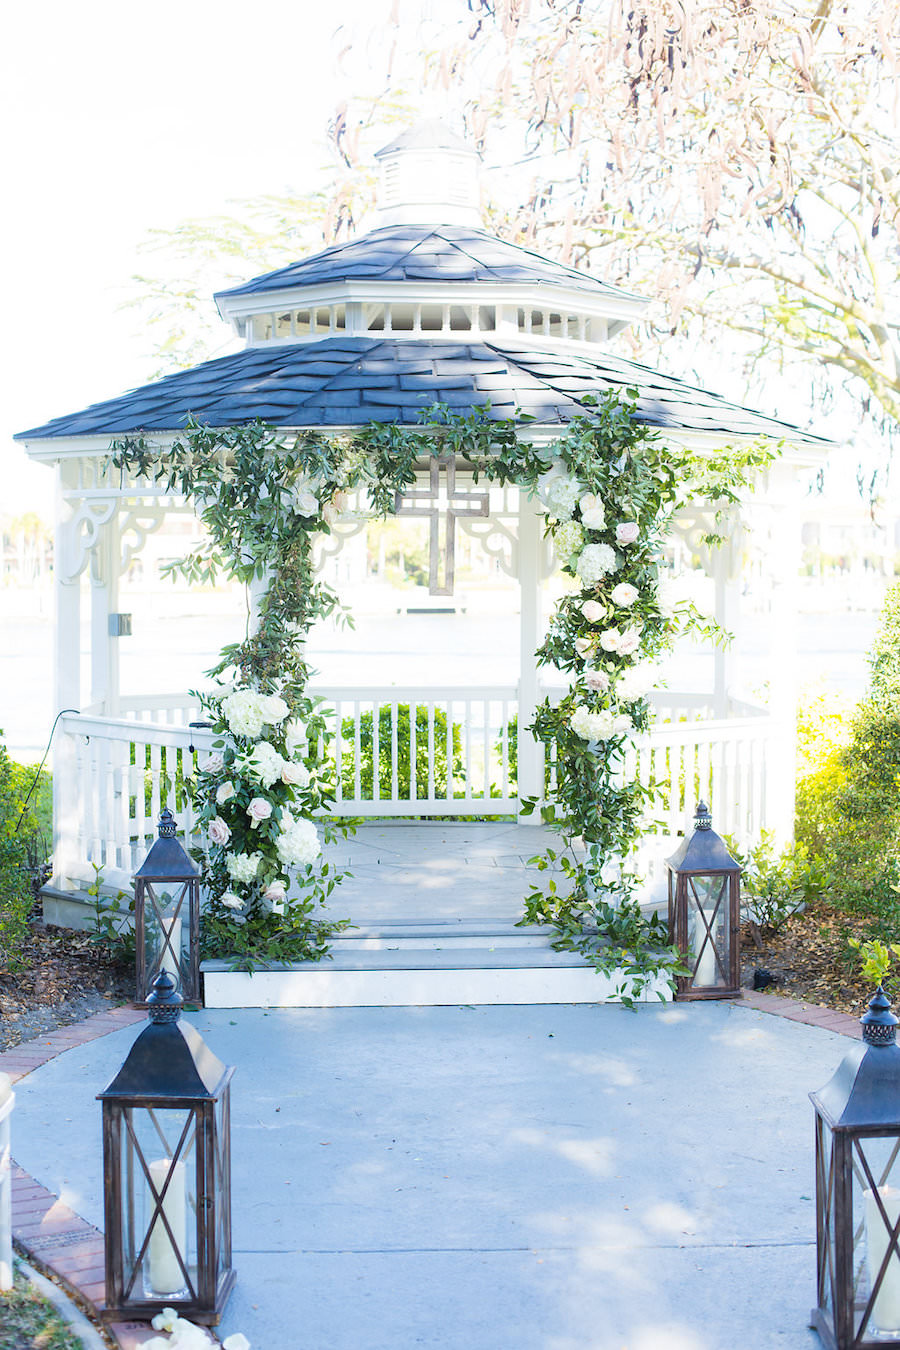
110,391,773,988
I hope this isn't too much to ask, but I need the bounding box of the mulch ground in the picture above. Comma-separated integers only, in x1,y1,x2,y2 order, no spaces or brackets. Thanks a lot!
0,922,133,1052
739,901,877,1017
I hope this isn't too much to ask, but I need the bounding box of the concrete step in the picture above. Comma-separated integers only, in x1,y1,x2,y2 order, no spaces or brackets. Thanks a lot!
200,942,673,1009
331,919,557,951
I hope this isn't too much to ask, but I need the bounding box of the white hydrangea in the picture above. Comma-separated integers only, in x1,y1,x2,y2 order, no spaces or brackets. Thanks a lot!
553,520,585,564
276,815,321,868
244,741,285,788
222,689,266,739
656,576,685,618
575,543,618,585
617,662,657,701
539,471,583,521
570,705,617,742
579,493,606,531
225,852,261,884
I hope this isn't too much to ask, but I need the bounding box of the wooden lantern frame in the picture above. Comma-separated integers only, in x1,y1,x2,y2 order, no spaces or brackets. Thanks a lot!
665,801,741,1000
98,974,235,1325
134,808,201,1004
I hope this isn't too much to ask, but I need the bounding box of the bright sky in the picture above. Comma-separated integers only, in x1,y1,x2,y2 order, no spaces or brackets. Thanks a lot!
1,0,412,514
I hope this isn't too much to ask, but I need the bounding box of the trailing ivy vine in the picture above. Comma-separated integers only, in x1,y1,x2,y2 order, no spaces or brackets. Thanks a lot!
109,391,774,989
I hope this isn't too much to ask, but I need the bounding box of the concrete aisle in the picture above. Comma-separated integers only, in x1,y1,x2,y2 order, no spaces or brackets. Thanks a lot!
9,999,840,1350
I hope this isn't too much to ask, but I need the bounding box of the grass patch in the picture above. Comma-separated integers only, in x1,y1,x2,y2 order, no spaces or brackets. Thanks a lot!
0,1263,85,1349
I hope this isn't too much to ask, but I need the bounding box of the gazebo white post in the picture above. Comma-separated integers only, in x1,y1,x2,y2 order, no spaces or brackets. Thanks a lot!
712,508,742,718
53,462,83,888
89,507,121,716
764,462,803,846
517,491,545,819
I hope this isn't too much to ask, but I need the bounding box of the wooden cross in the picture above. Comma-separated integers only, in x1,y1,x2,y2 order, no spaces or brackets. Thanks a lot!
394,455,489,595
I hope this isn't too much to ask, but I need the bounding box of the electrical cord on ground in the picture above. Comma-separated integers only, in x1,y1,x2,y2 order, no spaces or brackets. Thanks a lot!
13,709,80,834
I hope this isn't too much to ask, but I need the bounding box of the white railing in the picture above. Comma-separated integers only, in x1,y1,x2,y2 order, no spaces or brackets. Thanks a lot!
53,713,216,892
51,687,785,899
319,685,517,817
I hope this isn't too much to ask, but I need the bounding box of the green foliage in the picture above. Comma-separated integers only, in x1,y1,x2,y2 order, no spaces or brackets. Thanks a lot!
340,704,463,801
0,1263,85,1350
848,937,900,989
793,585,900,941
85,863,136,966
726,830,824,934
0,733,40,975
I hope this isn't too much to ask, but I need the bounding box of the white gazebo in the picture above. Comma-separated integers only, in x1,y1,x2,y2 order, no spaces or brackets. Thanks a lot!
16,121,828,936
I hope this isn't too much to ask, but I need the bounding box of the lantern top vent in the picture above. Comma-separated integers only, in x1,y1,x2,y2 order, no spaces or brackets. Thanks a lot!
665,803,740,874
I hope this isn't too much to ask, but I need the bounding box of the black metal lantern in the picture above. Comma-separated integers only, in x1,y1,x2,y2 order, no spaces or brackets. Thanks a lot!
98,972,235,1325
665,801,741,1000
810,987,900,1349
134,808,200,1003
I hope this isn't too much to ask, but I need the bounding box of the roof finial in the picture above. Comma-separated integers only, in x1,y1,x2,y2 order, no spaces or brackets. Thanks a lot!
374,120,482,228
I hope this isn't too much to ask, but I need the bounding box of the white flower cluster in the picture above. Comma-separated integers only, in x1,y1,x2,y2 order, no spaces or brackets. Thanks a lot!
575,543,618,585
616,662,657,702
276,814,321,868
225,851,261,883
221,688,289,739
539,471,583,521
553,519,585,563
147,1306,250,1350
242,740,285,788
570,706,633,742
599,627,641,656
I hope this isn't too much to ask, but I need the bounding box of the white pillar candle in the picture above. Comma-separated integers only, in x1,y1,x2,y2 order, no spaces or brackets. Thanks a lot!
159,916,182,984
865,1185,900,1333
147,1158,187,1296
693,905,718,986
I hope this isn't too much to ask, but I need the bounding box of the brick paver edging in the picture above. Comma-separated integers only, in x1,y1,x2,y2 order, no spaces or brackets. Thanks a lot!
1,991,863,1349
2,1004,223,1349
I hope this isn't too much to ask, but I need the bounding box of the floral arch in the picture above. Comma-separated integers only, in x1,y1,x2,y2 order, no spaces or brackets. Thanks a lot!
110,392,772,990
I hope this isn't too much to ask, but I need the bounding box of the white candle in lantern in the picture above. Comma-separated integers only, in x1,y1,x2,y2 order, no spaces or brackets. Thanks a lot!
693,904,718,986
159,916,182,984
865,1185,900,1333
148,1157,187,1296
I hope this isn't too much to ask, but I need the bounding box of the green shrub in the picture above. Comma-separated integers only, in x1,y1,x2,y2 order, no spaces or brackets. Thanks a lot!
340,704,463,802
795,584,900,936
0,733,35,973
726,829,825,933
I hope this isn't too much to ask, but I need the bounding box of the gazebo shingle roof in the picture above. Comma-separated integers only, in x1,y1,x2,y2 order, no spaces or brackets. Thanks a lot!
213,225,641,304
16,337,827,445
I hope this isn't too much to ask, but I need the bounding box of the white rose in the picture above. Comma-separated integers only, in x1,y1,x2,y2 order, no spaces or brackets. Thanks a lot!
216,782,236,805
610,582,639,608
247,797,273,827
203,753,224,775
584,667,610,693
599,627,622,652
616,521,640,546
263,879,287,902
258,693,289,725
219,891,244,910
208,816,231,846
284,719,308,758
617,628,642,656
574,636,595,659
579,493,606,531
282,760,311,788
580,599,604,623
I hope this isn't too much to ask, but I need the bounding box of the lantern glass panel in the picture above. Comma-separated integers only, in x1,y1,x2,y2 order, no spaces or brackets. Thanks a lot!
122,1105,198,1304
687,875,730,987
143,884,189,993
213,1091,232,1284
848,1133,900,1341
815,1115,838,1325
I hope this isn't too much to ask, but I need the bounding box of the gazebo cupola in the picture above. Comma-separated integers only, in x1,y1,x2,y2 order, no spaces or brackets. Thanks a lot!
213,121,647,351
